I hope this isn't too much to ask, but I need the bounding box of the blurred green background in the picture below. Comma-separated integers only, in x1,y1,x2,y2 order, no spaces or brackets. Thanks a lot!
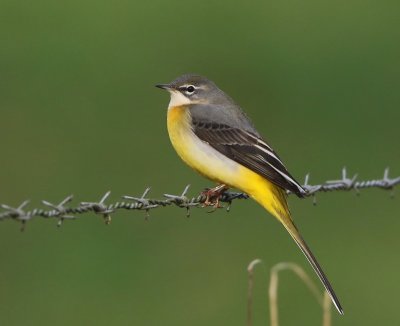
0,0,399,325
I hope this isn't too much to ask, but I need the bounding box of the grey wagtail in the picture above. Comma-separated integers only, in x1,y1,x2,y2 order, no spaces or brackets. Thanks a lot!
156,74,343,314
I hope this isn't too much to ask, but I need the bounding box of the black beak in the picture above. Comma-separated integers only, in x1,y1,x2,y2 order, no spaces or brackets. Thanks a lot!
155,83,172,90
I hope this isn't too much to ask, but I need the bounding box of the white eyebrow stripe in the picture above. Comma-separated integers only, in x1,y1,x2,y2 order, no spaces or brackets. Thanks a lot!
178,84,206,90
178,84,191,89
255,154,303,190
254,144,283,165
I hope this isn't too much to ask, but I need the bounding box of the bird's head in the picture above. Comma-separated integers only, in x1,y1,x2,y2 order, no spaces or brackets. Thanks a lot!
156,74,228,107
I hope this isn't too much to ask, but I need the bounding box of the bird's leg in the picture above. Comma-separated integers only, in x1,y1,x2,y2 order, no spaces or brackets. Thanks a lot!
201,184,229,209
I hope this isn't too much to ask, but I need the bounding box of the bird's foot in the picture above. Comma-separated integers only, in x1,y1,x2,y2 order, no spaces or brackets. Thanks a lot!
201,184,228,212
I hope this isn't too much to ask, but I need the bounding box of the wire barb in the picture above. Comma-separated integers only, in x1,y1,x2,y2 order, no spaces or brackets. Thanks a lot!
164,184,198,217
0,168,398,229
1,200,31,231
80,191,114,224
123,187,159,219
42,195,75,227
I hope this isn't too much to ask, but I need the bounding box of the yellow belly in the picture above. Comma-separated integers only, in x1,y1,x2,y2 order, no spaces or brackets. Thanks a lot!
167,105,290,219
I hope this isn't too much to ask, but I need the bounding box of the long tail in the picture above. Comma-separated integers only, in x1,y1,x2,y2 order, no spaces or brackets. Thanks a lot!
251,180,344,314
284,220,344,314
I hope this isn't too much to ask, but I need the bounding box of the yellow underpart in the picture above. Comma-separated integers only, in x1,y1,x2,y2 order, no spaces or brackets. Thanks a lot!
167,105,291,223
167,105,238,183
237,165,292,222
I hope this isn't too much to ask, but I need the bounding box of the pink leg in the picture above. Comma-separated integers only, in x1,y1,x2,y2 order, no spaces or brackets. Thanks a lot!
201,184,229,208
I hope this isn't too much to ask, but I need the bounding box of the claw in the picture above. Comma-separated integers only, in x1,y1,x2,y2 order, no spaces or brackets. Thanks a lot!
201,184,228,210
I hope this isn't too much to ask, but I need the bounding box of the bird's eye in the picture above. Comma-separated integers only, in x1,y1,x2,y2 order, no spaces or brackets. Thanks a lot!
186,85,195,94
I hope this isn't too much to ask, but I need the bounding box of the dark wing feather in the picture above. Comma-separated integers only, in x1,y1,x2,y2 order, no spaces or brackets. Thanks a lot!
192,121,306,197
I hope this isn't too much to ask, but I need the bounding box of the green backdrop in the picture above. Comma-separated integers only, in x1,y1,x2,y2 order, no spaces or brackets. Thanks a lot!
0,0,399,325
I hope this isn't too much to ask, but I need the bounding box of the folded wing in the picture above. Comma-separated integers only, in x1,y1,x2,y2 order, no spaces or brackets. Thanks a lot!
192,120,306,197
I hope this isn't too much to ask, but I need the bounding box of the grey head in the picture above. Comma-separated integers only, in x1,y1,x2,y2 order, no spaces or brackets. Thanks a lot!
156,74,259,134
155,74,238,106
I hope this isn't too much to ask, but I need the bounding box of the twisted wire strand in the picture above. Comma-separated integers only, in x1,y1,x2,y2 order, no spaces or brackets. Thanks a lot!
0,167,398,230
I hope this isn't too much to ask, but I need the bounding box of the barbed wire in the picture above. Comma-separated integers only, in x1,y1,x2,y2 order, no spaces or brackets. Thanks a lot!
0,167,398,231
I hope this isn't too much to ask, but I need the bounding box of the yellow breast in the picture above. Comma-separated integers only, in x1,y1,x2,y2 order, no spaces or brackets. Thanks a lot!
167,105,242,185
166,104,281,207
167,105,206,177
167,105,192,163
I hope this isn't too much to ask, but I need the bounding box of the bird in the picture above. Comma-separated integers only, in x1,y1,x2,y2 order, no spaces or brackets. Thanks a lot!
156,74,343,314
